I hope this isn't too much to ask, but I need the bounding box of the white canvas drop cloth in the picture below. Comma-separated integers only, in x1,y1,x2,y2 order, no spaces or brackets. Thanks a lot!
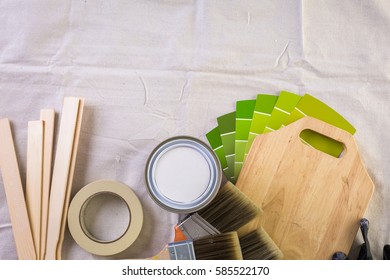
1,0,389,260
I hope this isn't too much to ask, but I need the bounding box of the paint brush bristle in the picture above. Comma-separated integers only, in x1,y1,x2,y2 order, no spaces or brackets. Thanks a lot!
193,231,243,260
240,227,283,260
197,181,261,232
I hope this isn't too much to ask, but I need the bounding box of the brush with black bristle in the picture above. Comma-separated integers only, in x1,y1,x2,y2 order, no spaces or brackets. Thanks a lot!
149,231,243,260
193,231,243,260
175,181,282,260
239,227,284,260
175,181,261,240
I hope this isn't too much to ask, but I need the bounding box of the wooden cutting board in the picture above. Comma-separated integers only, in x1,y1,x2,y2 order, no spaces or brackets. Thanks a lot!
236,117,374,259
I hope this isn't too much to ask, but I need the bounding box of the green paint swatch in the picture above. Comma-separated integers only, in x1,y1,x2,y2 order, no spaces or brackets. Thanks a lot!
234,99,256,179
217,112,236,182
244,94,279,158
284,94,356,157
206,127,228,174
264,91,302,133
207,91,356,180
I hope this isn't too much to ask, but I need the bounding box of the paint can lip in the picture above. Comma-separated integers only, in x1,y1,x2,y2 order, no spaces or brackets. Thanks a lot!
145,136,222,213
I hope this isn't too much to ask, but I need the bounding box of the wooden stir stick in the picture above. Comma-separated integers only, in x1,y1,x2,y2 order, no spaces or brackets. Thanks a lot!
39,109,55,260
45,97,84,260
25,120,44,260
0,119,36,260
56,98,84,260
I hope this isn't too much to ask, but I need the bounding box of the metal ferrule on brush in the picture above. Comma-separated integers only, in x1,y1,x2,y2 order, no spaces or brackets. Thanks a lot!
177,213,221,240
168,240,196,260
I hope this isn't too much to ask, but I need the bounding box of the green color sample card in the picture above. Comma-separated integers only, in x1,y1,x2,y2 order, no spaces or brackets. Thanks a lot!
217,111,236,183
264,91,302,133
206,127,228,174
284,94,356,157
244,94,279,158
234,99,256,179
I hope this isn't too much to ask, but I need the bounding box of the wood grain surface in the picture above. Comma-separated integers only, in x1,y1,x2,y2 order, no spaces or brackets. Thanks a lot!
0,119,36,260
236,117,374,259
26,120,44,259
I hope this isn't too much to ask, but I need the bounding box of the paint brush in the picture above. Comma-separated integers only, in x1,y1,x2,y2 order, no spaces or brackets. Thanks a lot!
150,232,243,260
161,177,282,260
174,181,283,259
239,227,284,260
175,181,261,241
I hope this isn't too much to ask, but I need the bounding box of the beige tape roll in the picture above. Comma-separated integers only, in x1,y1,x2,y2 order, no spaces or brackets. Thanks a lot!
67,180,143,256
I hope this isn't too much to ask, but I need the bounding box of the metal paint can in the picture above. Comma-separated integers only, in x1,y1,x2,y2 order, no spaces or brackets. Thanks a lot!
145,136,222,213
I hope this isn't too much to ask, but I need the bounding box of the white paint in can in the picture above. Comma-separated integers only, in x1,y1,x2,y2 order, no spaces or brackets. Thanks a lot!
154,146,211,203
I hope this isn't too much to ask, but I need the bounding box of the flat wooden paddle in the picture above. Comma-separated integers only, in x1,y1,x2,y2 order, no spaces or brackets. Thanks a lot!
45,97,84,260
236,117,374,259
40,109,55,260
26,120,44,259
0,119,36,260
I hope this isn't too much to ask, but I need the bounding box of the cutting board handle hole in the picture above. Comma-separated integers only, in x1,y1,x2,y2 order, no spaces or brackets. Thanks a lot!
299,129,346,158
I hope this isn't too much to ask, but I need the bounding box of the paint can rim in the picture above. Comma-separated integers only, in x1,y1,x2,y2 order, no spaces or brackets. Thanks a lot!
145,136,222,213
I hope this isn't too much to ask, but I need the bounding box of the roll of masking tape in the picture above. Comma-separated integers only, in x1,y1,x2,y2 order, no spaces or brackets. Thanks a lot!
67,180,143,256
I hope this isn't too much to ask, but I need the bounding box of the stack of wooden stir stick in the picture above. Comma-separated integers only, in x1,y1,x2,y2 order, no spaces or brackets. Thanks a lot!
0,97,84,260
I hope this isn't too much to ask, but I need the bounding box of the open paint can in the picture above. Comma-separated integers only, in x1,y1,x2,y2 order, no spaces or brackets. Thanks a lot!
145,136,222,213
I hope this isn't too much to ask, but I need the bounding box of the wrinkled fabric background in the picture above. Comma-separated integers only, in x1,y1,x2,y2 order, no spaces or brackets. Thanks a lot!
1,0,389,260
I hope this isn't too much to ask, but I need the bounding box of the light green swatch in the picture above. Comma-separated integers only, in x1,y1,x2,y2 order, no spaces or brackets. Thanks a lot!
284,94,356,157
217,112,236,183
206,127,228,174
244,94,279,158
234,99,256,179
264,91,302,133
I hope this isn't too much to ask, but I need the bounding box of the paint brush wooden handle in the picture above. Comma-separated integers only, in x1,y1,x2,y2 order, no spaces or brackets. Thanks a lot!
173,225,188,242
147,245,172,260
